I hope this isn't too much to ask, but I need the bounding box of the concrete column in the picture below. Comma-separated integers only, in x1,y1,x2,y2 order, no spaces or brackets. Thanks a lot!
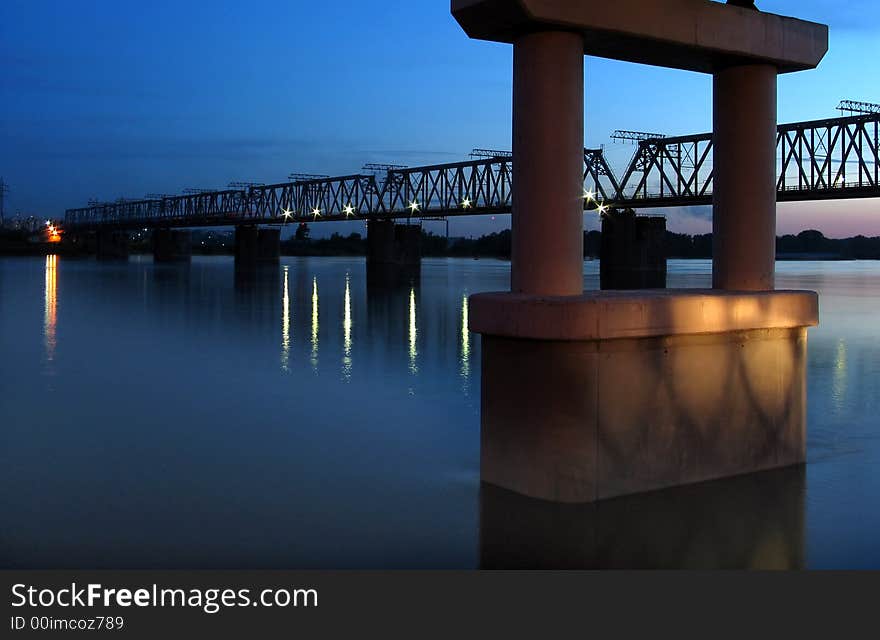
712,64,777,290
366,219,421,284
234,225,259,264
512,31,584,295
600,213,666,289
257,228,281,261
96,229,130,260
152,228,191,262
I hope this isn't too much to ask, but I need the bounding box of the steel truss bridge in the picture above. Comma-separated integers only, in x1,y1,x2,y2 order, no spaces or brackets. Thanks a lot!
65,112,880,230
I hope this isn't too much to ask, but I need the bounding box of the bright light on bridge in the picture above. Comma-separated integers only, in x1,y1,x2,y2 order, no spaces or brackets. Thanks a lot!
461,198,471,209
583,189,594,201
312,207,321,219
282,208,293,219
343,204,355,217
409,201,420,213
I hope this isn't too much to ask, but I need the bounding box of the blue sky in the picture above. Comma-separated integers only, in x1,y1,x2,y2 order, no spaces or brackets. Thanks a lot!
2,0,879,237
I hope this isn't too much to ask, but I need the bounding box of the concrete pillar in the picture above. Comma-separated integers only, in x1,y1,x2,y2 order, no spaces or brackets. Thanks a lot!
366,219,421,283
712,64,777,290
367,219,420,266
96,229,130,260
512,31,584,295
367,219,395,264
234,225,259,264
257,228,281,262
600,212,666,289
236,226,280,264
152,228,191,262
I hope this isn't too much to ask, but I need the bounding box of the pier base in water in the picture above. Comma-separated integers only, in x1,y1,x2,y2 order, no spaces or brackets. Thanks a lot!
96,230,130,260
366,219,420,274
600,212,666,289
235,226,280,265
471,289,818,503
152,229,191,262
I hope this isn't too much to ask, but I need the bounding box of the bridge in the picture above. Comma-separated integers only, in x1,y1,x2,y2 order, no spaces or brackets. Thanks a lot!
64,110,880,230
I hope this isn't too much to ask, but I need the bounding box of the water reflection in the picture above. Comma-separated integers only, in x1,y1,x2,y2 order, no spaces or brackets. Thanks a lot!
460,293,470,388
832,338,847,412
43,255,58,367
342,272,353,381
8,257,878,569
311,276,319,371
480,466,806,569
281,266,291,372
408,286,418,375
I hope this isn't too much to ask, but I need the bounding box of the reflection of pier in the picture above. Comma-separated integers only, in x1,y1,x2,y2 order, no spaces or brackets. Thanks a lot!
480,466,805,569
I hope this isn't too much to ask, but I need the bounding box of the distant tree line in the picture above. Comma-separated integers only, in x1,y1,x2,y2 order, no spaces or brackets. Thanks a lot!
658,229,880,260
273,224,880,260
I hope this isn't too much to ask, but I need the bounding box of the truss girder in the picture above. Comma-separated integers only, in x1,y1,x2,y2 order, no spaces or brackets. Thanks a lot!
64,114,880,229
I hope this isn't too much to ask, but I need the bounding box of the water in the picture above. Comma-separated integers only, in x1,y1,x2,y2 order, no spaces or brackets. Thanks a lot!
0,256,878,569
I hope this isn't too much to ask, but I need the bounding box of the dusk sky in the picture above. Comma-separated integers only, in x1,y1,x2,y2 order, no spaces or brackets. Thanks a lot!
2,0,880,238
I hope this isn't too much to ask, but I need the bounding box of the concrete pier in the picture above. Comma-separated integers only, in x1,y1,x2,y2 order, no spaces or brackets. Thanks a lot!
511,30,584,295
96,229,130,260
152,228,191,262
257,228,281,262
235,225,280,264
600,212,666,289
454,0,827,503
713,64,778,290
366,219,421,283
472,290,816,502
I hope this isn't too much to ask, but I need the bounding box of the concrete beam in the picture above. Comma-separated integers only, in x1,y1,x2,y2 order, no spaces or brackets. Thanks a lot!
469,289,818,341
452,0,828,73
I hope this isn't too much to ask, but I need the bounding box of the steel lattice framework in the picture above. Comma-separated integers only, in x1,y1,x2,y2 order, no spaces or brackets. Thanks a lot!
65,113,880,230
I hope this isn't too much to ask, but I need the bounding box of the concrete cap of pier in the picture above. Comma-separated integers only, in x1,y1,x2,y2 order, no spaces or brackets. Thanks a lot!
451,0,828,73
469,289,819,341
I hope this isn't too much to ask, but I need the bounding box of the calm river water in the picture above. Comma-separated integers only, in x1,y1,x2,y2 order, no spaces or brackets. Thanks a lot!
1,256,878,569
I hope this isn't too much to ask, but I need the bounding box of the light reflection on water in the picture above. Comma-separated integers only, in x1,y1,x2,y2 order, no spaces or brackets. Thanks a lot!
310,275,319,371
43,254,58,369
342,272,353,382
408,286,418,376
0,256,878,568
281,266,290,373
460,293,470,390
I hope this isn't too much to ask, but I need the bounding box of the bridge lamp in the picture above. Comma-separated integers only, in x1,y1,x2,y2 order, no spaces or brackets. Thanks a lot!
461,197,472,209
597,203,609,215
583,189,594,201
408,200,420,213
343,204,355,217
312,207,321,219
282,208,293,220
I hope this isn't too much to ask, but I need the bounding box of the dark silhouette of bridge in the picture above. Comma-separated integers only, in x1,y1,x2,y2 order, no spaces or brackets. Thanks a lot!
64,111,880,230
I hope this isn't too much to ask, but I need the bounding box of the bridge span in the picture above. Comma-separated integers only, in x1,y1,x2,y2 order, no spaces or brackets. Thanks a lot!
64,111,880,230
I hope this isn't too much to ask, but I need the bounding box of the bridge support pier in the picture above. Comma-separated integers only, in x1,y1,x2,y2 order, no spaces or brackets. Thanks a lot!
713,64,777,290
152,228,191,262
235,225,280,265
600,212,666,289
96,229,130,260
454,2,825,504
366,219,421,283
